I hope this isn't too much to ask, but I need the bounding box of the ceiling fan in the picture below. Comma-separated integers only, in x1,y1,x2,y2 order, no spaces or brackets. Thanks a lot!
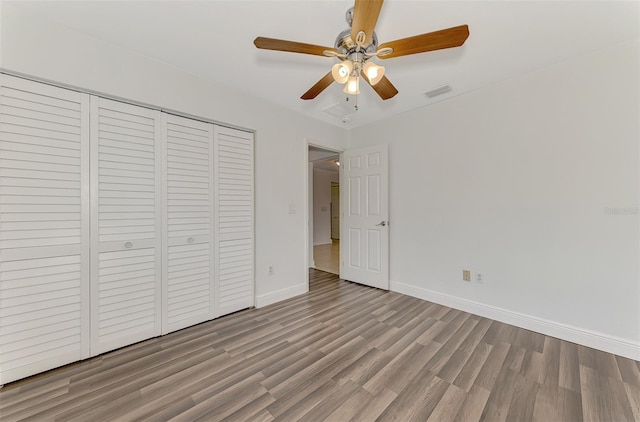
254,0,469,102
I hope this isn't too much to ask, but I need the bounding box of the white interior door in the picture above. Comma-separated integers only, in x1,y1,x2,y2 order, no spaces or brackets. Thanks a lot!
90,97,162,355
340,145,389,289
161,114,215,334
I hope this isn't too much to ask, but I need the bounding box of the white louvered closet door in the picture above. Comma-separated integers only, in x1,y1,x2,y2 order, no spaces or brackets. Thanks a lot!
214,126,254,316
0,75,90,385
90,97,162,355
162,114,214,334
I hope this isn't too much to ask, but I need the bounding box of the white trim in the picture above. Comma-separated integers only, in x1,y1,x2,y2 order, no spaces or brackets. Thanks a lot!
306,155,312,290
391,280,640,361
255,283,308,308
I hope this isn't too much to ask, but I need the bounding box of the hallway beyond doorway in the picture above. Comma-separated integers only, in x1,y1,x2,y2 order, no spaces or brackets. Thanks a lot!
313,240,339,275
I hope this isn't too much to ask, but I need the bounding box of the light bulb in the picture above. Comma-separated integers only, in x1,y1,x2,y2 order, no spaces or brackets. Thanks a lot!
331,61,352,84
363,61,385,85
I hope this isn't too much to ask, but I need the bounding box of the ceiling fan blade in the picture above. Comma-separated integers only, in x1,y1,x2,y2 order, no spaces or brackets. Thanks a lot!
301,72,334,100
254,37,337,56
350,0,384,46
361,71,398,100
377,25,469,59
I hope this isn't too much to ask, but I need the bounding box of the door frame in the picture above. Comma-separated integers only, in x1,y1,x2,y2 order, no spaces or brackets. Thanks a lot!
304,139,343,292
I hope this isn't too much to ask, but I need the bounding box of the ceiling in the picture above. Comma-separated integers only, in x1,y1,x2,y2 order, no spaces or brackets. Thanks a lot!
8,1,639,129
309,146,339,172
313,158,340,173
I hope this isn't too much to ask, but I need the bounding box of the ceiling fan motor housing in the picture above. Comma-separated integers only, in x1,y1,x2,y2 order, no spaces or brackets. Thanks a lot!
334,29,378,61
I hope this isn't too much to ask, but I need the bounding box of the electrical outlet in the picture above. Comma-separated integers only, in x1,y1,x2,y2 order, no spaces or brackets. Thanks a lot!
268,265,273,276
463,270,471,282
476,273,484,283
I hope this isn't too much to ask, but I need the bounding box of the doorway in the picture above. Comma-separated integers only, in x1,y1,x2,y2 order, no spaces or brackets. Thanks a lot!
306,143,389,289
315,180,340,274
308,145,341,275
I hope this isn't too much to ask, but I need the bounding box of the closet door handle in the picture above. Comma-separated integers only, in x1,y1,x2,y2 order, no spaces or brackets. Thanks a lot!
187,237,195,244
124,241,133,249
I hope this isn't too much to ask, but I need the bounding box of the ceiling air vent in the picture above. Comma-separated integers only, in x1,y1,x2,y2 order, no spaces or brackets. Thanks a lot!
424,84,452,98
322,102,354,118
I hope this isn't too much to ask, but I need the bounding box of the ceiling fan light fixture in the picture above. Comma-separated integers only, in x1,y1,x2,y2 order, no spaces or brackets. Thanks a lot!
343,75,360,95
331,61,352,84
254,2,469,102
363,61,385,85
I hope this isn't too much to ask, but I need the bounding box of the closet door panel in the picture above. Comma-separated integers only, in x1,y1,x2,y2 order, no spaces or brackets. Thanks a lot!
90,97,161,355
162,114,214,334
0,75,90,385
214,126,254,317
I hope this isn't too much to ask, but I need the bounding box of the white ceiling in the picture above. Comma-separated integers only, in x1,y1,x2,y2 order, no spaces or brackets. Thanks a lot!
313,158,341,173
309,146,339,172
9,1,639,129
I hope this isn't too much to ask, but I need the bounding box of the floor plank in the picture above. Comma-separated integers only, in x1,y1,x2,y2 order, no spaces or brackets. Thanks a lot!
0,269,637,422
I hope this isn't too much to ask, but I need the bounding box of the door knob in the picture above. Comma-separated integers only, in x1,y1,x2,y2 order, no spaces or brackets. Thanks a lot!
376,221,387,227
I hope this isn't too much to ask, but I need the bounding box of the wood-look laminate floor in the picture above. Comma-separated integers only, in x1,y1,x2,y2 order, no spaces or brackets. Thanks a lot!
1,270,639,421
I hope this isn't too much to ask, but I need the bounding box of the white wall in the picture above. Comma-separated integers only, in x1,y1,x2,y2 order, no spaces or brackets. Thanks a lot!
0,4,347,307
313,168,339,245
349,40,640,358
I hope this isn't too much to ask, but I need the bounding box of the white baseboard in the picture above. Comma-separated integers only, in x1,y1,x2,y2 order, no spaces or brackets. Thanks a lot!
391,280,640,361
255,283,308,308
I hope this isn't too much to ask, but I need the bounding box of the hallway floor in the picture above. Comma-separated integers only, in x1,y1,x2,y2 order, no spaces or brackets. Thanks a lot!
313,240,339,275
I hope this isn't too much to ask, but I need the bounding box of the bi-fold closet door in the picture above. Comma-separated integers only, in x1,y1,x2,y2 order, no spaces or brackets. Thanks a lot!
214,126,255,316
90,101,255,351
162,114,215,334
0,74,254,385
0,75,90,384
90,97,163,354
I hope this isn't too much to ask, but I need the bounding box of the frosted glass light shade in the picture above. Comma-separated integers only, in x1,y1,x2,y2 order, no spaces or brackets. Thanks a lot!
363,61,385,85
331,62,352,84
343,76,360,95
